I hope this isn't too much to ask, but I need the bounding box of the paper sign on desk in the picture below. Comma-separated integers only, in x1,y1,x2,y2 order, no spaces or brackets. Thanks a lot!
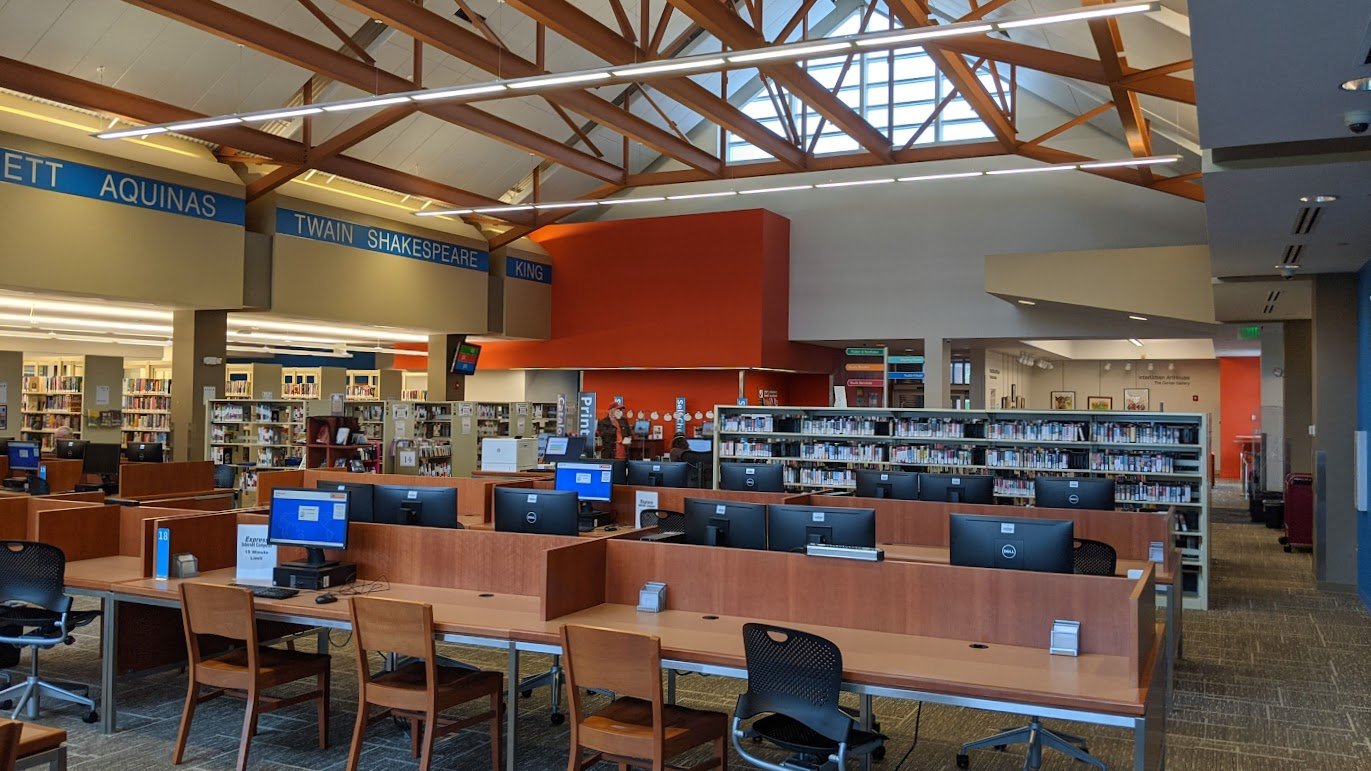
236,525,276,582
95,385,110,406
635,491,659,528
154,528,171,580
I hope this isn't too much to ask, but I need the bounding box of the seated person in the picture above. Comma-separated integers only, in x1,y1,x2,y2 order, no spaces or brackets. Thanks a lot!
668,434,690,463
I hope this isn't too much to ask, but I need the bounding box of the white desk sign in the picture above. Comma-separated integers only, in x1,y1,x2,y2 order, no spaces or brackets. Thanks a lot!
634,491,659,527
236,524,277,582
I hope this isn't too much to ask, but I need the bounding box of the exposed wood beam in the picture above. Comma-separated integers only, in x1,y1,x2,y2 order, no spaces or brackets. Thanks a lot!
957,0,1017,22
649,4,676,54
488,183,625,249
121,0,623,183
776,0,821,43
338,0,722,175
294,0,374,63
502,0,807,170
1118,59,1193,86
607,0,636,42
887,0,1017,149
1022,101,1113,146
246,104,416,201
0,55,530,221
668,0,893,160
1083,1,1152,181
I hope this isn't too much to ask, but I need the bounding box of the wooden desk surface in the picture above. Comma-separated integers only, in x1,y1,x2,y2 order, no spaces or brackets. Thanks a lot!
880,544,1169,584
65,555,144,592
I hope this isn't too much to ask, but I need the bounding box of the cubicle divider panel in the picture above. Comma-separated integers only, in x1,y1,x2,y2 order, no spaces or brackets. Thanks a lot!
140,510,241,576
119,461,215,498
1132,577,1158,684
254,470,306,505
28,498,100,513
30,504,121,562
0,497,25,540
602,539,1151,663
307,469,502,521
36,458,83,494
541,538,608,621
123,490,237,511
610,486,806,519
39,491,106,503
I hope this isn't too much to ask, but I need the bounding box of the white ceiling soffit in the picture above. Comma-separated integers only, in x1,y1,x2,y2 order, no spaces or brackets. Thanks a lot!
1022,338,1216,360
1211,279,1313,323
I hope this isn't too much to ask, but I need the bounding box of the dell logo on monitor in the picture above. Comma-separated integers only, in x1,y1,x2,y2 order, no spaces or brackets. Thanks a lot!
1001,543,1018,560
744,478,755,488
525,511,539,524
1068,494,1080,505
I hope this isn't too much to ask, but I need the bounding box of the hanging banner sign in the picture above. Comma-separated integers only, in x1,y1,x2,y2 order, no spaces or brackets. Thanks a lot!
276,208,488,271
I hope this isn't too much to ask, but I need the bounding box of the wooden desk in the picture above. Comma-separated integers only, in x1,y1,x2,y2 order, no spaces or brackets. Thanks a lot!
881,543,1156,579
64,555,143,592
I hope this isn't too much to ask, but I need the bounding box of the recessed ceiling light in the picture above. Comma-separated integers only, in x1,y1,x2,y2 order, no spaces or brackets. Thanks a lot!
1299,195,1338,203
1017,299,1036,305
1340,77,1371,92
1274,264,1301,270
1129,314,1148,321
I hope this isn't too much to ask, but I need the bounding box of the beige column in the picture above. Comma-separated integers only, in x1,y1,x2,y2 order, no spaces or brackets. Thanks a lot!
171,310,227,461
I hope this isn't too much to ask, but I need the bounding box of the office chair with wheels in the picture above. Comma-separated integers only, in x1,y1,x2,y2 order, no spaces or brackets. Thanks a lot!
956,539,1116,771
0,542,99,723
732,623,884,771
24,477,49,496
1073,538,1117,576
641,508,686,532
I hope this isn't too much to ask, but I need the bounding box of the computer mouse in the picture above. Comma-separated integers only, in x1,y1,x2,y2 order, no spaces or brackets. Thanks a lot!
315,594,338,605
603,526,618,532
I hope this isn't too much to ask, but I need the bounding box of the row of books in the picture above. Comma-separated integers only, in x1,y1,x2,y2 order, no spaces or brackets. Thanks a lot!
22,394,80,411
346,384,379,398
124,378,170,395
985,421,1087,442
720,440,780,458
1090,452,1178,473
890,445,976,466
1090,422,1198,445
23,375,82,393
798,442,885,462
22,415,79,431
1116,482,1196,504
891,418,968,438
800,417,882,436
124,414,170,430
721,415,776,433
783,467,855,487
985,448,1075,470
124,395,170,412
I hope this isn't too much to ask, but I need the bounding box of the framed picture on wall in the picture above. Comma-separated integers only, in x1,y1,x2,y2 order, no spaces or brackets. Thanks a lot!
1051,391,1076,410
1124,388,1150,411
1088,396,1113,411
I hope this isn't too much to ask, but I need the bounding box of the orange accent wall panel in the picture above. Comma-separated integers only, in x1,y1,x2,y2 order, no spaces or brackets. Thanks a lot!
1218,356,1261,480
479,210,835,373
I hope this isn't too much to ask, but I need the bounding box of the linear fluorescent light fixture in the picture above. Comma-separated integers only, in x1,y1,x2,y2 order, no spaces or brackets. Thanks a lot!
815,178,895,189
321,95,414,112
897,170,985,182
598,196,666,205
728,41,852,64
411,84,508,101
509,71,612,90
740,184,813,194
246,106,323,122
165,117,243,131
1077,154,1180,169
532,200,598,210
613,58,726,77
986,164,1079,175
469,204,535,214
666,190,739,200
95,125,168,139
855,23,992,47
996,1,1158,30
1128,315,1148,321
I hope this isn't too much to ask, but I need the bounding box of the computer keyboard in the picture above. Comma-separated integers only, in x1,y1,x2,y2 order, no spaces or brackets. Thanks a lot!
804,544,885,561
233,584,300,600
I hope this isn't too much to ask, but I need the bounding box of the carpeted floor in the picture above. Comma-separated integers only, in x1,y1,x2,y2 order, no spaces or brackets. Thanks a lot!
8,482,1371,770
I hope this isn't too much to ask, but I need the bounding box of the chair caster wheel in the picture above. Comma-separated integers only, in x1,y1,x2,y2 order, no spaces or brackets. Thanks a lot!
83,711,99,724
0,701,11,711
993,745,1007,752
956,753,970,769
872,746,886,760
1283,545,1293,553
549,713,565,726
520,690,532,698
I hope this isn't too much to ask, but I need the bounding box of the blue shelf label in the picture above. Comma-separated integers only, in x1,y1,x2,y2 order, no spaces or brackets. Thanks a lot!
506,255,552,284
276,208,489,272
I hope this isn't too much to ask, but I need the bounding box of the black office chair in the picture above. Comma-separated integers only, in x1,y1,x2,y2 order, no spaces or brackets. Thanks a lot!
25,476,50,496
213,464,237,490
1074,538,1118,577
957,540,1115,770
641,508,686,533
0,542,100,723
732,623,884,770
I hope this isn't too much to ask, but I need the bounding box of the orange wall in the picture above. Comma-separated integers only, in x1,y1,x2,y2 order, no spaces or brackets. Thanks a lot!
480,210,835,373
1218,356,1261,480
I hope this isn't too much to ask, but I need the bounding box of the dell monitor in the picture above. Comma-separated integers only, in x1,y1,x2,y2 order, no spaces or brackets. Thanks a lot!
767,505,876,553
719,462,785,493
373,484,459,528
917,473,994,504
54,439,88,460
1034,477,1116,510
268,487,350,568
6,441,40,472
82,443,122,480
627,460,689,488
316,480,376,522
543,435,587,464
683,498,768,550
127,442,164,463
555,462,614,502
949,514,1074,574
854,469,918,500
493,487,581,536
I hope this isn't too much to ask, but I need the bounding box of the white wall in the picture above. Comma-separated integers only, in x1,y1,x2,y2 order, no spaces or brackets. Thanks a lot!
463,369,578,405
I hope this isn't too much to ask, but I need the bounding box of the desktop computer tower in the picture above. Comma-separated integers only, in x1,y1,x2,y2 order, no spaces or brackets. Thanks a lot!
273,562,356,590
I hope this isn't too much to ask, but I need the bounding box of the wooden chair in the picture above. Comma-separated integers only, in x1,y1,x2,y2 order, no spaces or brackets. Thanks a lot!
173,583,331,771
562,624,727,771
0,719,18,771
12,721,66,771
346,596,503,771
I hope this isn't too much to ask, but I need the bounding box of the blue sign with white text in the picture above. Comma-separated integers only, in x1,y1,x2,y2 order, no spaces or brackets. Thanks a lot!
887,371,925,381
276,208,488,272
0,144,244,225
506,255,552,284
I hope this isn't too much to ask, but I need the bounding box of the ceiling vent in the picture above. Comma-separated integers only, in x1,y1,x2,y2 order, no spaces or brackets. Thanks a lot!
1280,244,1304,265
1292,207,1322,236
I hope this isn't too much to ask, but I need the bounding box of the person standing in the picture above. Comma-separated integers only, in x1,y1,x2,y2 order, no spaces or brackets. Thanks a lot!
596,402,633,460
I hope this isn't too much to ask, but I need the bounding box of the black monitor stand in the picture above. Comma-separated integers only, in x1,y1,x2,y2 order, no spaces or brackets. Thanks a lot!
578,501,611,532
282,547,339,570
400,501,421,526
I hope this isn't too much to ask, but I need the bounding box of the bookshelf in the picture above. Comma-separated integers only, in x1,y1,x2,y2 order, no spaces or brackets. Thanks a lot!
305,415,380,472
713,404,1212,609
205,398,306,470
224,363,283,400
345,400,385,442
527,402,560,436
401,371,428,401
123,363,172,451
21,358,84,451
345,369,402,401
283,366,346,401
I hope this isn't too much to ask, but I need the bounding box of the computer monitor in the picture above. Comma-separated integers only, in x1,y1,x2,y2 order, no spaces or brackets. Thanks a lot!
315,480,376,522
627,460,689,488
917,473,994,504
543,435,587,464
6,442,40,472
700,421,715,437
685,438,713,453
718,462,785,493
854,469,918,500
633,419,651,437
372,484,458,528
82,443,122,479
268,487,350,568
555,462,614,502
1034,477,1116,510
493,487,580,536
949,514,1074,574
127,442,164,463
767,505,876,552
683,498,768,550
54,439,88,460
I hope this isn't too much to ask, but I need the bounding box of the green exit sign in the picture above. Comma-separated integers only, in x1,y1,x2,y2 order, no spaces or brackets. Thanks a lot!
1239,325,1262,340
845,347,885,357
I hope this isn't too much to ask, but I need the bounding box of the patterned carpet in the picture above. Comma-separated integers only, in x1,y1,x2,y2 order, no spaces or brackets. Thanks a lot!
8,483,1371,770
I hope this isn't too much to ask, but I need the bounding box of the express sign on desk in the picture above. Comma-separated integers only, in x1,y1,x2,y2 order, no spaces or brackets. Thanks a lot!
0,144,245,225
